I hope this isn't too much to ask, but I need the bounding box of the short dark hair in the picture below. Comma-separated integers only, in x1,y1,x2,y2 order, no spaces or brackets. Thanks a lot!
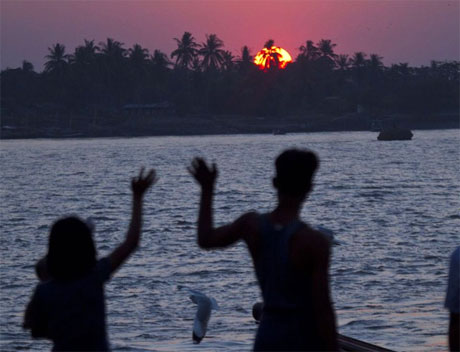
274,149,319,197
47,216,96,281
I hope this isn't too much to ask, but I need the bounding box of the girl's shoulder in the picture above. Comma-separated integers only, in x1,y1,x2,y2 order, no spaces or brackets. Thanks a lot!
94,257,112,283
36,257,112,292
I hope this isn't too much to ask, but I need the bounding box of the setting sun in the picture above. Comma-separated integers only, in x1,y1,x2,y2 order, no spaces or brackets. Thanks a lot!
254,46,293,70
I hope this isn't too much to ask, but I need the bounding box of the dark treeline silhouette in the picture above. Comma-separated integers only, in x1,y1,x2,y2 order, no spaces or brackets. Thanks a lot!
1,33,459,136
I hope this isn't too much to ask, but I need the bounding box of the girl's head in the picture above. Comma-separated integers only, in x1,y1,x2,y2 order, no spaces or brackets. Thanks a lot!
47,216,96,281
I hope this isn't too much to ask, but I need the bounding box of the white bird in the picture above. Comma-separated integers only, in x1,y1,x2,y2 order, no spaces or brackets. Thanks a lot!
189,289,218,344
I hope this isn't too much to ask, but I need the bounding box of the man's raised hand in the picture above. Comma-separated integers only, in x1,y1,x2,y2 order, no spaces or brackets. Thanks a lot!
188,158,218,190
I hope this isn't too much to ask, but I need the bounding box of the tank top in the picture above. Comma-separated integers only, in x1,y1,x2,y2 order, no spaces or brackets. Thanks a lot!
253,214,322,351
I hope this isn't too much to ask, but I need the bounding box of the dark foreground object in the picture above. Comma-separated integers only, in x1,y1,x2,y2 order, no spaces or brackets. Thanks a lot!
377,128,413,141
339,334,394,352
252,303,393,351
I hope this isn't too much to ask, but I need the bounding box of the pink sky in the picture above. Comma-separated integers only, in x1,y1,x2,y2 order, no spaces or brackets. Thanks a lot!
1,0,459,71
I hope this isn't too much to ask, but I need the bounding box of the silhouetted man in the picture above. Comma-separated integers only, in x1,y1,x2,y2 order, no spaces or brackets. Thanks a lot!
188,149,338,351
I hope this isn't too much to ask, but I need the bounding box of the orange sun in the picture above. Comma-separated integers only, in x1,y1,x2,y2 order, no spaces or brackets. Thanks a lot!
254,46,293,70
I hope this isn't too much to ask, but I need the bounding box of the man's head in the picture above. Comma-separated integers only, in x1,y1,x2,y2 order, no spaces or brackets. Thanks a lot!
273,149,319,200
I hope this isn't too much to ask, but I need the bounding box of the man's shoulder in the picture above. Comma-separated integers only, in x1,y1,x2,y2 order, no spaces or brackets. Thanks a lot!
235,211,262,246
236,211,260,229
297,224,331,250
291,224,331,268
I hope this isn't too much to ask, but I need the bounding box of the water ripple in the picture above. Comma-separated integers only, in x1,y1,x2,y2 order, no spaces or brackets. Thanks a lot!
1,130,459,351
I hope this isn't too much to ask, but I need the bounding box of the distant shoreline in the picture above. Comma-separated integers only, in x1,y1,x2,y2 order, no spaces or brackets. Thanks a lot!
1,112,458,140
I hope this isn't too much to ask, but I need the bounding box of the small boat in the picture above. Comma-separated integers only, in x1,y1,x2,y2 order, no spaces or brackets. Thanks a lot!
273,129,287,135
377,128,413,141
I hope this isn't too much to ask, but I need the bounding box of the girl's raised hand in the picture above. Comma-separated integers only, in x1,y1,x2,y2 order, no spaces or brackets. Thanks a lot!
131,167,157,197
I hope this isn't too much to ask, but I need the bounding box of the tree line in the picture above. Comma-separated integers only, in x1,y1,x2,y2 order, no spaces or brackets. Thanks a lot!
1,32,459,120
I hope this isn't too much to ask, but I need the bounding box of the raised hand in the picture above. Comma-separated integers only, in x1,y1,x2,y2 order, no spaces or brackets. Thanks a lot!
131,167,157,197
108,167,157,274
188,158,218,190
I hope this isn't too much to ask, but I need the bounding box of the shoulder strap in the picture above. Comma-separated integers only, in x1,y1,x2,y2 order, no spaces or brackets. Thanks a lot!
258,213,271,234
279,220,304,265
283,220,304,241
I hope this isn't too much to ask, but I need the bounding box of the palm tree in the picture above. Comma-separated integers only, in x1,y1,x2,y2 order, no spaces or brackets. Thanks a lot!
199,34,226,71
148,49,171,100
350,52,367,69
171,32,199,69
335,54,350,71
128,43,149,69
257,39,281,70
264,39,275,49
70,39,99,66
21,60,34,73
334,54,350,89
221,51,235,72
150,49,171,70
68,40,100,106
44,43,70,104
126,44,150,102
317,39,337,59
99,38,126,62
349,52,368,106
98,38,127,105
191,57,202,72
298,40,320,61
237,46,253,71
44,43,69,75
390,62,411,78
368,54,384,71
239,46,252,63
128,43,149,86
314,39,338,70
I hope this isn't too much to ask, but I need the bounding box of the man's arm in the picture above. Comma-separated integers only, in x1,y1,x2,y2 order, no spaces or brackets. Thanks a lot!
309,233,339,351
108,168,156,273
189,158,254,249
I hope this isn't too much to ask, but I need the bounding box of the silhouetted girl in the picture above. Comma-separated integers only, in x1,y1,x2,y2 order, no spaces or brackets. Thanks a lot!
23,168,156,351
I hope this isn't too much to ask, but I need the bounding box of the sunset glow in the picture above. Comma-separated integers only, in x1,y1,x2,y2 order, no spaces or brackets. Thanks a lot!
254,46,293,70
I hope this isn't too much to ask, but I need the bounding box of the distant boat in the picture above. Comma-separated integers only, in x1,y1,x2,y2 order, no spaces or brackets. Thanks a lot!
273,129,287,135
377,128,413,141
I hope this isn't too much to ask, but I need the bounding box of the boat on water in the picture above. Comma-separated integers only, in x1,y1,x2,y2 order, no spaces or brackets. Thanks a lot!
377,127,413,141
272,129,287,135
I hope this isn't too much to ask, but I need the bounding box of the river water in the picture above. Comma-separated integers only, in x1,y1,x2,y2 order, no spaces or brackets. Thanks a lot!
1,130,459,351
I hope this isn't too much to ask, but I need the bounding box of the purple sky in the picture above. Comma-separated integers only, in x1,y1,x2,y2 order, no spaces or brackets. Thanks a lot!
1,0,459,71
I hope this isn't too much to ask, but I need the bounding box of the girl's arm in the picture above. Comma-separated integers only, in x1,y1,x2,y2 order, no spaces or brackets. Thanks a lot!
23,288,48,338
108,168,157,273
